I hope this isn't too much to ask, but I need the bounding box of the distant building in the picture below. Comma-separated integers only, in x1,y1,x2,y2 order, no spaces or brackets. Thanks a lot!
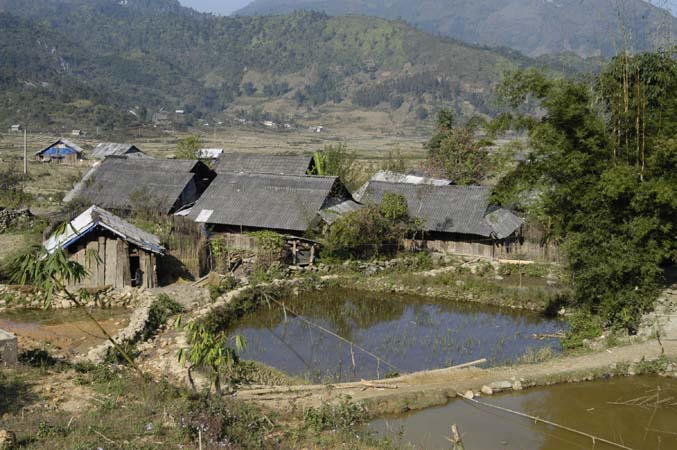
71,130,83,136
35,139,84,164
44,205,165,289
90,143,150,160
9,125,21,133
175,110,185,115
152,112,171,127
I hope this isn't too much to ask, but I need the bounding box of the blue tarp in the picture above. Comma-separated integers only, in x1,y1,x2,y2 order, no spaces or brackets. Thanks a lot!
43,145,79,156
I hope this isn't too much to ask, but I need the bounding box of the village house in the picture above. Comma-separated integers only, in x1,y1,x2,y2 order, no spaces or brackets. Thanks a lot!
90,143,150,160
64,157,216,215
71,130,84,137
44,205,165,289
9,125,21,133
214,152,315,175
34,138,84,164
185,172,357,264
355,179,526,259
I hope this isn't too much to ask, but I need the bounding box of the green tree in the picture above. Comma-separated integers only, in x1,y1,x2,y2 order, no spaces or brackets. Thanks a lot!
424,109,491,184
493,52,677,332
311,144,359,189
176,135,203,160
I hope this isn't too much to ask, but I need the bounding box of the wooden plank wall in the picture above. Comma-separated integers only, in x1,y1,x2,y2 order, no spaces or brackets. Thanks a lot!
65,233,158,289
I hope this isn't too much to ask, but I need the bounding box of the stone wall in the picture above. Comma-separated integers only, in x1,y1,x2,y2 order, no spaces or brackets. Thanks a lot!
0,284,147,311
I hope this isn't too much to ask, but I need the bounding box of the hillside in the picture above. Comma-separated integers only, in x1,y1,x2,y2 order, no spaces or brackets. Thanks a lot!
235,0,677,57
0,0,560,130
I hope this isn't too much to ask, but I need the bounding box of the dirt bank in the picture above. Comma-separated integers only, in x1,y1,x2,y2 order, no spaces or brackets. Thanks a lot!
237,338,677,416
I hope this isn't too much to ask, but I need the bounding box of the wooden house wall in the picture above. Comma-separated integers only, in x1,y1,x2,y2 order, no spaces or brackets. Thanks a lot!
66,230,158,289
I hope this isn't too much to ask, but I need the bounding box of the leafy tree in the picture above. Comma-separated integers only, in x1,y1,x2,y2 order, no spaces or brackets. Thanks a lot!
325,194,420,260
493,52,677,332
424,109,491,184
176,135,203,160
177,318,246,394
311,144,359,190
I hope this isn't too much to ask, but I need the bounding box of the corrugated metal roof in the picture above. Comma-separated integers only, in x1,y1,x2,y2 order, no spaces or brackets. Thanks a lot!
63,157,203,214
44,205,165,255
188,172,343,232
358,181,523,238
90,143,149,160
35,138,84,156
214,153,313,175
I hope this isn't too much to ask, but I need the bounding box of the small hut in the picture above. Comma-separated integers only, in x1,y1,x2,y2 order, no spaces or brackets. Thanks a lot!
44,206,165,289
35,139,84,164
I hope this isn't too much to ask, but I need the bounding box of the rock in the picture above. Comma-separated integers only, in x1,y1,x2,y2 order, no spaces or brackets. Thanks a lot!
0,430,17,449
462,390,474,399
480,385,493,395
489,381,513,392
512,380,523,391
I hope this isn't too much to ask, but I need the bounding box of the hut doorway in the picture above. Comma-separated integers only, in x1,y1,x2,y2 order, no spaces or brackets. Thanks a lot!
130,255,142,287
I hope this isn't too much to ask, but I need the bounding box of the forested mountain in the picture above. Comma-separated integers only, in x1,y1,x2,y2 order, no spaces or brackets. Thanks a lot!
0,0,582,130
236,0,677,57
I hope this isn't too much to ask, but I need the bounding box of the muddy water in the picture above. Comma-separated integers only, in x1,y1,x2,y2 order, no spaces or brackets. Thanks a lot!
228,289,564,382
0,307,130,354
370,376,677,450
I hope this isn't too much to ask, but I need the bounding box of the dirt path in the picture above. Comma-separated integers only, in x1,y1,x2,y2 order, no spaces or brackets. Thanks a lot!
237,338,677,415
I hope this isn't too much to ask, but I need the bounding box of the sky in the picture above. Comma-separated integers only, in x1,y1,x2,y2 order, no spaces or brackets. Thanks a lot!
179,0,251,15
179,0,677,16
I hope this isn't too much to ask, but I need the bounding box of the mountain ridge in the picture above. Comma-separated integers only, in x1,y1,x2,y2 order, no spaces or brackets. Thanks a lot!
234,0,677,57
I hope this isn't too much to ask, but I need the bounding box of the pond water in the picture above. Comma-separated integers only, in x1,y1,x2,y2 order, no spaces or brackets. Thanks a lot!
370,375,677,450
227,289,564,382
0,307,130,354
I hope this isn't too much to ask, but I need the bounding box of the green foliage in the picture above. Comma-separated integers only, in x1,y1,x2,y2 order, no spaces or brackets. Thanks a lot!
325,198,421,260
176,135,203,160
311,144,359,189
247,230,285,252
424,109,491,184
0,164,32,208
304,398,368,432
562,313,604,349
208,276,237,301
493,52,677,331
379,192,409,221
177,286,281,392
143,294,184,340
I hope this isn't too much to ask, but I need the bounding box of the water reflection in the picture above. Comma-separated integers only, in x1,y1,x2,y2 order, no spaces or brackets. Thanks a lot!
370,376,677,450
228,289,564,382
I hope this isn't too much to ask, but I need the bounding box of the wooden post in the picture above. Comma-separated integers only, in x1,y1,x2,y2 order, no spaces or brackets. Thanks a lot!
85,240,98,287
23,128,27,175
292,240,297,265
449,424,465,450
309,244,315,266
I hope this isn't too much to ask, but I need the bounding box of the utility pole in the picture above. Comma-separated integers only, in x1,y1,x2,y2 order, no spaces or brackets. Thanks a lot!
23,127,27,175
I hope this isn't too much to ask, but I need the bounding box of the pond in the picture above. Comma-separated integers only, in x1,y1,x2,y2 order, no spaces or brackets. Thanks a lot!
0,307,130,354
370,375,677,450
228,288,564,382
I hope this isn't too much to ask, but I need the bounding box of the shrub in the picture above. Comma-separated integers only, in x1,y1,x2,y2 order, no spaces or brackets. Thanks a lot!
303,398,367,432
562,312,604,349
